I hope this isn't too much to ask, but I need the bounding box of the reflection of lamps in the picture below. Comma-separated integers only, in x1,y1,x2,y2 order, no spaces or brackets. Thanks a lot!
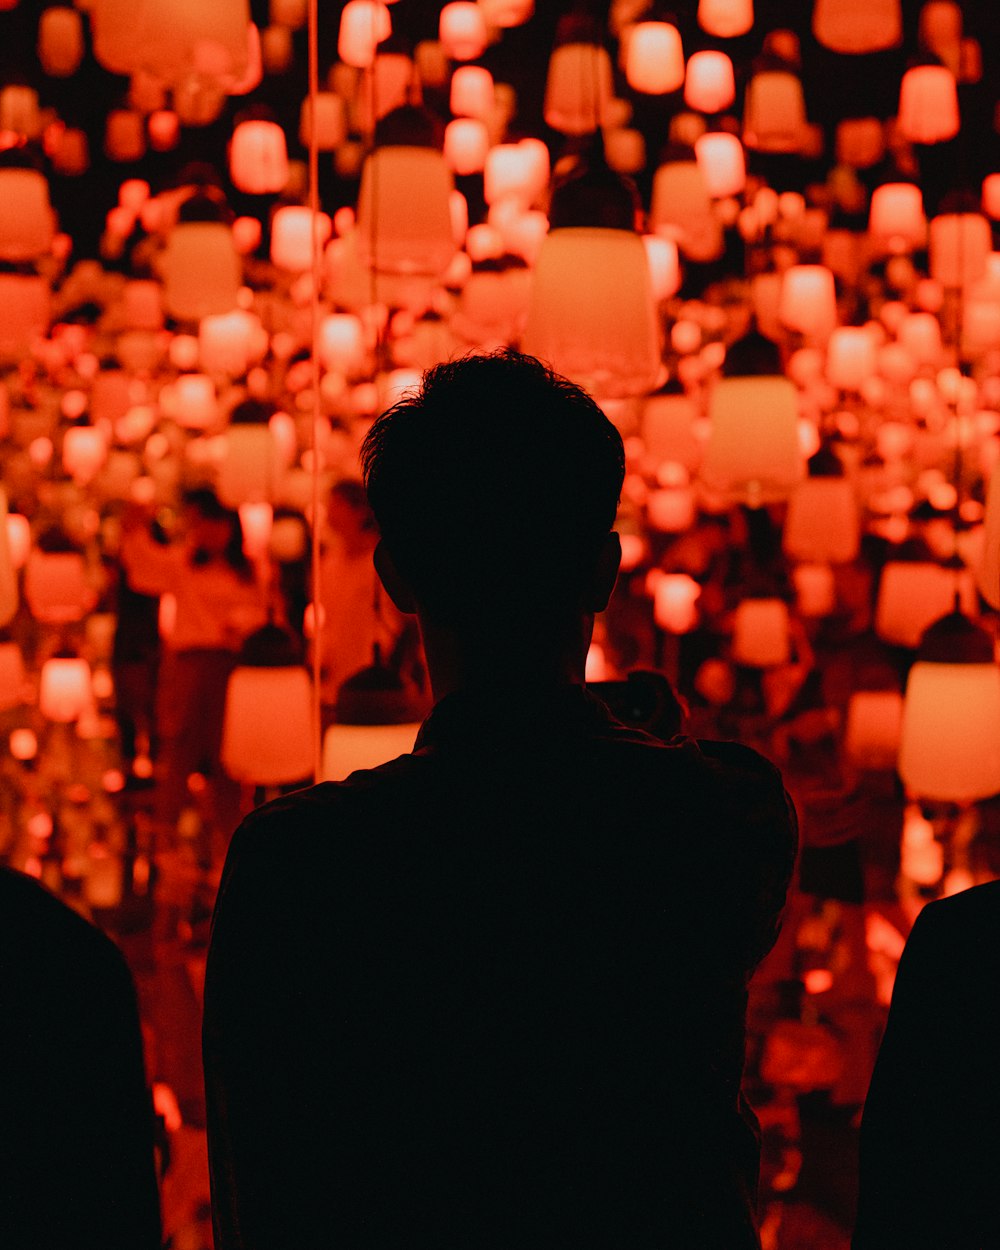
898,612,1000,801
221,625,313,785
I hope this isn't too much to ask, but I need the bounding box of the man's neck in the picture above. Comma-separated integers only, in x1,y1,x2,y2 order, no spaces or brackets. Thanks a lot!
418,615,593,704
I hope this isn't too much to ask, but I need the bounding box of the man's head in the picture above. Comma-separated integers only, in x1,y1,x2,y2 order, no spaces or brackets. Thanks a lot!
361,350,625,640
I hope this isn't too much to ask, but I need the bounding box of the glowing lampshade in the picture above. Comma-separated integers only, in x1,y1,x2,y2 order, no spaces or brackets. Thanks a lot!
91,0,250,84
299,93,346,151
161,222,242,321
929,212,991,289
229,119,288,194
222,664,313,784
318,313,366,374
792,563,836,617
783,477,860,563
444,119,489,175
812,0,901,53
0,641,24,710
0,85,40,138
217,425,279,506
483,140,549,209
897,311,941,364
836,117,884,168
845,690,904,770
898,65,959,144
338,1,391,67
743,71,807,153
0,170,54,260
171,373,218,429
238,502,273,560
38,7,85,76
450,65,494,118
649,161,722,262
974,460,1000,607
684,51,735,113
355,147,456,277
875,561,977,647
654,573,700,632
24,552,96,624
322,722,419,781
898,613,1000,801
544,43,613,135
39,656,92,722
732,599,791,668
647,482,696,533
0,489,17,628
199,310,260,377
270,205,332,271
63,425,109,485
780,265,837,340
825,327,877,390
694,132,745,198
698,0,753,37
625,23,684,95
522,227,661,399
643,236,681,302
869,182,925,249
439,2,487,60
0,276,50,360
6,512,30,569
701,377,804,505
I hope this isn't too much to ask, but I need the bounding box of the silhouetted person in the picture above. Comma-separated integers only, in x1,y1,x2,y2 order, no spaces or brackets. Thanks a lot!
0,867,161,1248
204,350,797,1248
854,879,1000,1249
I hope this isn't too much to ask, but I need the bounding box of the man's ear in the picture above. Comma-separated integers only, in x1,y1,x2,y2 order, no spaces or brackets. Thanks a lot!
374,540,418,614
586,532,622,614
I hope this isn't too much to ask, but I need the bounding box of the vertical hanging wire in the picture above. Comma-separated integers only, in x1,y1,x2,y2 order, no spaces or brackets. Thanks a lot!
307,0,323,781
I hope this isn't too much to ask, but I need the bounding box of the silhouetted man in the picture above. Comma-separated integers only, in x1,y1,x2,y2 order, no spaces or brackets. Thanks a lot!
204,350,797,1248
0,866,161,1248
854,879,1000,1248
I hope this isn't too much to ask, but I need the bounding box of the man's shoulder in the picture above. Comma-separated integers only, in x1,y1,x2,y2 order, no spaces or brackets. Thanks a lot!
912,878,1000,949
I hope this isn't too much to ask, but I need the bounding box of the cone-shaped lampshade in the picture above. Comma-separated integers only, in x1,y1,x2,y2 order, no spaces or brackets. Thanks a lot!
522,227,661,399
700,376,804,505
898,612,1000,801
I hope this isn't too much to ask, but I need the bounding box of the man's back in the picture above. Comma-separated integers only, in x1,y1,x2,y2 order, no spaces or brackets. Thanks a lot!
854,878,1000,1249
204,686,796,1249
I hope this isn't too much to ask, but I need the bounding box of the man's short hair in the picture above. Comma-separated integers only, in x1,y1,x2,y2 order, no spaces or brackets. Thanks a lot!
361,349,625,627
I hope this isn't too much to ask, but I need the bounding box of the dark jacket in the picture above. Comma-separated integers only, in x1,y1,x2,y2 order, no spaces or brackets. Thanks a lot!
854,879,1000,1249
204,684,797,1249
0,867,161,1249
